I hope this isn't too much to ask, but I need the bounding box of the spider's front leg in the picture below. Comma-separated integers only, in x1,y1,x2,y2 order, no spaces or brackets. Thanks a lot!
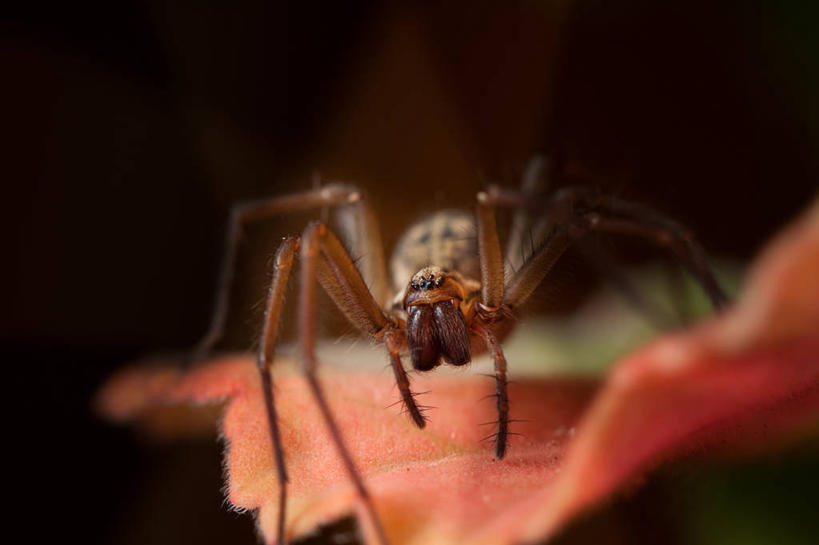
296,221,406,545
255,216,404,544
475,191,513,459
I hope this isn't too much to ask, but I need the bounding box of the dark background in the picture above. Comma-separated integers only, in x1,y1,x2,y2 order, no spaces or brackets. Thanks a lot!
3,1,817,544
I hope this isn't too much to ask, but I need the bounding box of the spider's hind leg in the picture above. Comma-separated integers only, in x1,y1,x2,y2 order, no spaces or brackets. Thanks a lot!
502,188,729,311
190,184,388,365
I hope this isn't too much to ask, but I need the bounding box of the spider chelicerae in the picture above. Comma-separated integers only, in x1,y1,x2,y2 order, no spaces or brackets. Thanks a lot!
191,156,727,544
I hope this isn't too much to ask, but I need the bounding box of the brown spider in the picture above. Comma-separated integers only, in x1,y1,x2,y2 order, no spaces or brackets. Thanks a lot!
192,156,727,545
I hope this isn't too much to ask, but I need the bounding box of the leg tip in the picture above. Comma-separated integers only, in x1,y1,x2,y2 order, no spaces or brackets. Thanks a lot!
411,412,427,429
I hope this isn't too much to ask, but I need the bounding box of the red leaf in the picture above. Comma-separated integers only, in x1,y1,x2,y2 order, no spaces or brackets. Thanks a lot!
98,200,819,544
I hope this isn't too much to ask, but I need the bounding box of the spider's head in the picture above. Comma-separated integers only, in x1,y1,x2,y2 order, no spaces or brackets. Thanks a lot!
403,267,471,371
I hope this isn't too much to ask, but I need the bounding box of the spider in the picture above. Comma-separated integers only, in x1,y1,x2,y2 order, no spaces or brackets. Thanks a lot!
191,156,727,545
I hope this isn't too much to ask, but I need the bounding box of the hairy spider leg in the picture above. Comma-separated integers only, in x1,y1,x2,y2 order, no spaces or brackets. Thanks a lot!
474,324,510,459
191,183,388,364
505,154,552,273
257,237,300,545
385,328,427,428
475,190,512,459
501,187,729,310
298,221,395,545
257,221,402,544
201,184,396,544
473,176,729,459
502,156,684,326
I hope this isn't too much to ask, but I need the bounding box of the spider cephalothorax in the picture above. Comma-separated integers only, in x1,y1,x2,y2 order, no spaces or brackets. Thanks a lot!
192,156,728,545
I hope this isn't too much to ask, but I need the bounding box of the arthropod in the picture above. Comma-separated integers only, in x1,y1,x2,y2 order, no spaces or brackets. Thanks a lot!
192,156,727,544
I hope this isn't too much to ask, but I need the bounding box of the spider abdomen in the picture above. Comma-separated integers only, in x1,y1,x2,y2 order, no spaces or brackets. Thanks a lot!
390,210,479,293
